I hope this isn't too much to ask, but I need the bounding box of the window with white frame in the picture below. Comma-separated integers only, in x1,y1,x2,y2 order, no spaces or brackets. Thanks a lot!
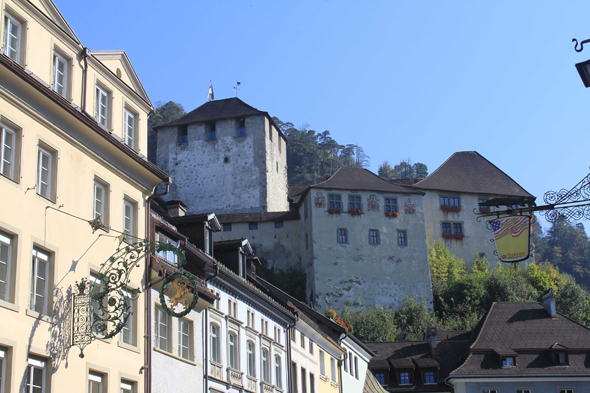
228,298,237,318
247,341,255,377
274,326,281,344
330,357,337,383
37,145,56,201
124,109,136,149
94,179,109,226
275,355,282,389
0,347,6,393
95,85,109,127
1,121,20,181
354,355,359,379
210,323,220,363
178,319,191,360
228,332,238,369
154,307,170,352
89,372,105,393
26,357,47,393
262,348,270,383
53,51,68,97
349,352,353,375
123,199,136,242
120,289,136,346
0,231,13,302
3,13,22,63
156,232,178,264
502,356,515,367
319,350,326,376
300,332,305,349
247,309,255,328
261,318,269,336
30,248,50,315
121,380,135,393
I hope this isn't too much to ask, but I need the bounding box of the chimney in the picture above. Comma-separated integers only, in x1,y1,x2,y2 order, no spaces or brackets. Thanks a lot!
166,201,187,217
542,289,557,318
426,327,439,357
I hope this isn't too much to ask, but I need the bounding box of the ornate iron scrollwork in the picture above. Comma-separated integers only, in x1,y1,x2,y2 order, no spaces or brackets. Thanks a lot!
72,240,190,357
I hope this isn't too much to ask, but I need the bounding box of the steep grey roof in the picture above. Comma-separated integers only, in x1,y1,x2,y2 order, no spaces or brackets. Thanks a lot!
156,97,286,140
288,184,310,204
413,151,533,197
451,302,590,377
310,167,423,195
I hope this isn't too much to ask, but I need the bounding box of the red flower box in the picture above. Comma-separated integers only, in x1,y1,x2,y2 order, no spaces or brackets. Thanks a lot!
334,316,349,330
442,233,454,240
328,207,341,215
385,211,400,218
348,209,363,216
441,206,461,213
454,234,465,240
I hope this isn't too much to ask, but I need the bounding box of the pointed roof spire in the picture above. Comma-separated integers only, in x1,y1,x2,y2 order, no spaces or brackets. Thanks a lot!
207,81,214,102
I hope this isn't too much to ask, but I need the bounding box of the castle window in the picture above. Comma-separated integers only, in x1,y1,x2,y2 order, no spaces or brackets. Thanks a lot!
423,370,435,384
178,126,188,144
275,221,283,229
397,230,407,246
442,222,452,234
279,136,282,153
384,197,397,213
369,229,379,245
249,222,258,230
502,357,515,367
269,126,273,141
348,195,361,211
329,194,341,209
337,228,348,244
440,196,460,207
238,119,246,137
223,223,232,231
207,122,216,140
453,223,463,234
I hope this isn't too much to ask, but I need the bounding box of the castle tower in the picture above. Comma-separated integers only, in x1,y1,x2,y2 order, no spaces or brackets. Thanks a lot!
153,98,289,214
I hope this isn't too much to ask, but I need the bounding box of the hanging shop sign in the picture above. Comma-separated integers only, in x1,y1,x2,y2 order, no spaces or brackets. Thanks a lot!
490,215,532,263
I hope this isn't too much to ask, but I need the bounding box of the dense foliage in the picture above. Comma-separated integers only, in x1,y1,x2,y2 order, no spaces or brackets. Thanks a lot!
378,159,428,180
273,117,370,185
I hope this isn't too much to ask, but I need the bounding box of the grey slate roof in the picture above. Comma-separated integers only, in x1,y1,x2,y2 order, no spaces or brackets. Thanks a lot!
413,151,533,198
310,167,423,195
156,97,286,140
288,184,310,204
450,302,590,377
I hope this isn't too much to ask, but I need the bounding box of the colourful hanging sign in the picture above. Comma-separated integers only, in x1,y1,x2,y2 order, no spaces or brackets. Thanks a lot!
490,215,531,263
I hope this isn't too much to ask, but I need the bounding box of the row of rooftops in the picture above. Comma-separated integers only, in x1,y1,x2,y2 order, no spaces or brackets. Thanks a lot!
365,297,590,392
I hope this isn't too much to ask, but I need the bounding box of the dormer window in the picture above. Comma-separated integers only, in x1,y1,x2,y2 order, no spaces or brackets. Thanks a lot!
554,351,568,365
398,371,411,385
157,232,178,264
423,370,435,384
502,357,515,367
375,372,386,386
238,119,246,137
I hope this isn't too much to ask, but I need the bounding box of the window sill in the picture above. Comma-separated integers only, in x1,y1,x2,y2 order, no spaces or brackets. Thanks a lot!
36,192,56,204
117,340,140,353
331,381,339,388
26,308,54,324
320,375,328,382
0,172,19,184
0,299,19,313
153,347,197,366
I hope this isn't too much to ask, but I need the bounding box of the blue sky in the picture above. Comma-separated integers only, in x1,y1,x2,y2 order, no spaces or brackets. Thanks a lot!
58,1,590,232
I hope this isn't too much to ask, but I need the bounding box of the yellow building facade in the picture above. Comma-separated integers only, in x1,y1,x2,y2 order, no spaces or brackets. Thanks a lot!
0,0,168,392
316,341,342,393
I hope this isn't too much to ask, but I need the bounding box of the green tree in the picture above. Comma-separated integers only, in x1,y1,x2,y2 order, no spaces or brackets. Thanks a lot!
378,161,395,180
413,162,428,179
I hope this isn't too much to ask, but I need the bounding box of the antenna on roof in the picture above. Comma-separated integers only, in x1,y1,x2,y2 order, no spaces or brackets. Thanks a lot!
234,82,241,98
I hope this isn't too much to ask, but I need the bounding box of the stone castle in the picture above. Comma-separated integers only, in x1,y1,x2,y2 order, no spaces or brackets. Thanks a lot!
152,97,534,311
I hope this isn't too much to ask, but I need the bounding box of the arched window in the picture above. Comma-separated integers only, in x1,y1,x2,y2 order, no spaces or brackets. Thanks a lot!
275,355,282,389
262,348,270,383
229,332,238,369
210,324,220,363
247,341,256,377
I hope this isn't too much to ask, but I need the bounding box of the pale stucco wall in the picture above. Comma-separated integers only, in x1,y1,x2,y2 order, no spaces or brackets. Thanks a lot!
421,191,530,269
306,189,433,311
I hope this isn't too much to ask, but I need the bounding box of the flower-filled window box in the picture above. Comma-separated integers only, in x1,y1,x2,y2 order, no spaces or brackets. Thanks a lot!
442,233,454,240
334,317,348,330
440,206,461,213
328,207,341,215
385,211,400,218
454,234,465,240
348,209,363,216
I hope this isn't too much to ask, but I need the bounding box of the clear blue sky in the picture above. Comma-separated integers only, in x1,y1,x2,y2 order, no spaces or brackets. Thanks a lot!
57,1,590,232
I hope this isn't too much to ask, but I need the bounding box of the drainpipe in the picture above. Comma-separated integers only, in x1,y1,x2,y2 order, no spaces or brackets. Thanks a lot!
286,312,298,393
144,181,170,393
80,47,90,113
